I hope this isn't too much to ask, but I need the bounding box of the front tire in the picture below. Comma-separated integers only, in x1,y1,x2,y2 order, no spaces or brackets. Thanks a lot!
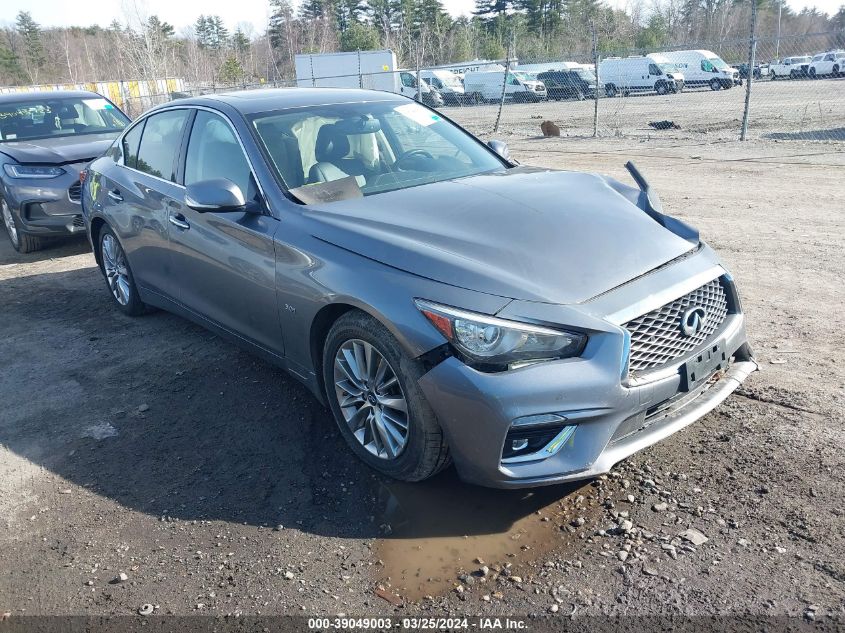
2,198,44,253
98,225,146,316
655,81,668,95
710,78,722,91
323,310,450,482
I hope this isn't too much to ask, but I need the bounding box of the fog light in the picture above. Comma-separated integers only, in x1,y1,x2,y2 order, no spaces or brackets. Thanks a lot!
512,412,568,428
511,438,529,451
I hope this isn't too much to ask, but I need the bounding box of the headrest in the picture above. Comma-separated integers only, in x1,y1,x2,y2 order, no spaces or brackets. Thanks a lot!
315,124,350,163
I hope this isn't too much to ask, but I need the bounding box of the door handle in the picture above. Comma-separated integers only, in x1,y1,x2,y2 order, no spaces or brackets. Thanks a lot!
168,213,190,230
108,189,123,202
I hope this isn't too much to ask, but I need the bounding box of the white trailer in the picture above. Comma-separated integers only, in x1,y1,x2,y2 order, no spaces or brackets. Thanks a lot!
294,50,443,106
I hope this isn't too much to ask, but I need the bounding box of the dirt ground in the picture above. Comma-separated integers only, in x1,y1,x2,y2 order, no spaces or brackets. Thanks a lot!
445,76,845,141
1,136,843,622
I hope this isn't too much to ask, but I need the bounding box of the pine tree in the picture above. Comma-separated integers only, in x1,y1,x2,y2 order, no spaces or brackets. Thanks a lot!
268,0,295,50
300,0,328,20
15,11,45,80
231,28,250,54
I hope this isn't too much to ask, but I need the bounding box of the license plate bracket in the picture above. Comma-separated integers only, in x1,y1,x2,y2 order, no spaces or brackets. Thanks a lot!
681,340,727,391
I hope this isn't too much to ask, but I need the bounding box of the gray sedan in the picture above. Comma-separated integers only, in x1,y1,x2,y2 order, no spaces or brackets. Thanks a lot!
81,88,756,488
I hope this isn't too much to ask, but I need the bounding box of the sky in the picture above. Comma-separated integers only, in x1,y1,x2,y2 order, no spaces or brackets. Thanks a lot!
0,0,840,33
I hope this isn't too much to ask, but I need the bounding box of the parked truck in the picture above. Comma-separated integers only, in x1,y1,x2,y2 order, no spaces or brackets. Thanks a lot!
420,69,466,105
294,49,444,107
598,56,682,96
657,50,739,90
462,70,547,103
769,55,811,79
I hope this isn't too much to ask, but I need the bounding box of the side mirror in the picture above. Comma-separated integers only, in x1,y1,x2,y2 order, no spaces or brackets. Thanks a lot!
487,139,511,161
185,178,246,213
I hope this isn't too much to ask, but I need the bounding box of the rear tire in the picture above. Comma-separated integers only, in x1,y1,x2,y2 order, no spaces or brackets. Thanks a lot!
97,225,147,316
605,84,617,98
323,310,451,482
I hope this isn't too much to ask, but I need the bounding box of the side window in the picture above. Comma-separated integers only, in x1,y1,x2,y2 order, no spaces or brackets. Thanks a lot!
400,73,416,88
824,54,834,61
121,121,144,168
135,110,188,181
701,59,714,72
648,63,661,75
184,110,253,199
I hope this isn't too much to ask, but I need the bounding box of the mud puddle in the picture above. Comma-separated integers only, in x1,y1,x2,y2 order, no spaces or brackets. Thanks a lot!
372,470,597,600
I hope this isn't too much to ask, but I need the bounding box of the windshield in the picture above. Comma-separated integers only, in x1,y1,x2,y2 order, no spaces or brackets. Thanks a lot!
657,63,677,73
707,56,730,70
513,72,537,81
251,100,506,200
437,73,463,88
575,68,597,80
0,96,129,143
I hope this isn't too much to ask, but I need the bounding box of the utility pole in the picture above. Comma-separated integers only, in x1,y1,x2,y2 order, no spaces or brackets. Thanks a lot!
493,36,512,134
592,23,599,138
740,0,758,141
775,0,782,59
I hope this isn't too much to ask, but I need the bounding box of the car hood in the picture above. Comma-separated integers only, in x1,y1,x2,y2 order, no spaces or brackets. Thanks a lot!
0,132,118,165
302,167,695,305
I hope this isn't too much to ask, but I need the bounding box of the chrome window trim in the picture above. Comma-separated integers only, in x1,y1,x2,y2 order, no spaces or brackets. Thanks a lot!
114,104,269,204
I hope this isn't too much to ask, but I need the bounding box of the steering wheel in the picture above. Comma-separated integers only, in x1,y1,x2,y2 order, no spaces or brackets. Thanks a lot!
394,149,435,171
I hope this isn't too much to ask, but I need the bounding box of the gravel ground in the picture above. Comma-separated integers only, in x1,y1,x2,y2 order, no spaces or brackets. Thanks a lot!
444,76,845,142
0,136,843,622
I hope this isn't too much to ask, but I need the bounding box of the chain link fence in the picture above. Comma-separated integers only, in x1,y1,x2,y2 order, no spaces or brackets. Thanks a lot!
115,29,845,145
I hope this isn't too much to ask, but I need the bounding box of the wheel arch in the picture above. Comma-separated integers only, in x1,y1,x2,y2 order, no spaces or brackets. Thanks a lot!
90,216,108,269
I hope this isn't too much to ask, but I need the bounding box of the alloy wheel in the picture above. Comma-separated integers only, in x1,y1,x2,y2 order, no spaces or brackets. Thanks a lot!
333,339,409,460
1,200,19,248
101,233,131,306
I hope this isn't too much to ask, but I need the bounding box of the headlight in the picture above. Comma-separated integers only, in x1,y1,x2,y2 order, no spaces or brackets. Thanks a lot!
415,299,586,367
3,164,66,179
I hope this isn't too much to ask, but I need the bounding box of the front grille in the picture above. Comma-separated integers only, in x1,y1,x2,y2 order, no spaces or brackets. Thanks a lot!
68,181,82,202
623,278,729,373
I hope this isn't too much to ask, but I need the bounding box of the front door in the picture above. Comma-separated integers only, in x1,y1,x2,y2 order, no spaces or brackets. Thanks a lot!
167,109,284,356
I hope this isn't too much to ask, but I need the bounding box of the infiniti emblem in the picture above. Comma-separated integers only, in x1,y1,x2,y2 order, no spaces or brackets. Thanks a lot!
680,307,707,337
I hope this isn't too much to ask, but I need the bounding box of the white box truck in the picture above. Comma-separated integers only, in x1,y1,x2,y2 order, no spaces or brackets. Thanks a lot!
598,56,681,96
462,70,547,103
657,50,740,90
294,50,443,107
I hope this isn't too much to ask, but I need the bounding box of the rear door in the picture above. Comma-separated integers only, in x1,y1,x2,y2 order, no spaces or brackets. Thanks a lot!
168,108,284,356
96,109,189,299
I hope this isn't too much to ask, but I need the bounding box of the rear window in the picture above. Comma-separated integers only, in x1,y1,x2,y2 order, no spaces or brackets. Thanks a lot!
135,110,189,182
121,121,144,169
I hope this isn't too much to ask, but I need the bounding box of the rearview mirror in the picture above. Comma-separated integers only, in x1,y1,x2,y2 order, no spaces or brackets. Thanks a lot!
487,139,511,161
185,178,246,213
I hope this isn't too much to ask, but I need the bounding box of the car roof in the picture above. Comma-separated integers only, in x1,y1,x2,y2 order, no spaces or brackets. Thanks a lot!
158,88,406,116
0,90,105,104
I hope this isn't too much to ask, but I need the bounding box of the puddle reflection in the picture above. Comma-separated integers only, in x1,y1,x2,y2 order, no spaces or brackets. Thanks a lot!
372,469,590,600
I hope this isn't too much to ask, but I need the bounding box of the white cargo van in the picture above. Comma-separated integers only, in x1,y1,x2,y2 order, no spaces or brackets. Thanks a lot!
463,70,547,103
658,50,739,90
420,69,466,105
294,50,444,107
598,56,681,96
